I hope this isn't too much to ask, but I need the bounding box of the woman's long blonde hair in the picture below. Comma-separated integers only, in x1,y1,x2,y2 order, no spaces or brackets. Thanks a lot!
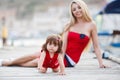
63,0,92,33
61,0,93,52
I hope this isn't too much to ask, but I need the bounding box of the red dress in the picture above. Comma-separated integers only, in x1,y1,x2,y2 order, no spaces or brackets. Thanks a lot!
64,31,90,67
43,51,59,69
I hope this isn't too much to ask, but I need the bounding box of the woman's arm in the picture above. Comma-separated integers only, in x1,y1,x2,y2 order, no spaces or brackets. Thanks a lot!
62,31,68,57
58,54,65,75
91,22,106,68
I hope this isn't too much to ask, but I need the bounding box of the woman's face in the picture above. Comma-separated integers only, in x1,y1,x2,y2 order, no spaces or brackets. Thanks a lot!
47,42,58,53
71,3,82,18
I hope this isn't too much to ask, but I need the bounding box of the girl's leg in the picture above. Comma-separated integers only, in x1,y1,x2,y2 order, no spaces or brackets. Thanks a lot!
2,52,40,66
52,67,59,72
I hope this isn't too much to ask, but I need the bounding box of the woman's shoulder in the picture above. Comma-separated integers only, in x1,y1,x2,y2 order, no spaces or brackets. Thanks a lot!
87,21,96,29
87,20,96,25
64,23,70,30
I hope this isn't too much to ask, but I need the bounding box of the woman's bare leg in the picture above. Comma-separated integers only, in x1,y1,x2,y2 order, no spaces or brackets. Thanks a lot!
20,58,38,67
2,52,40,66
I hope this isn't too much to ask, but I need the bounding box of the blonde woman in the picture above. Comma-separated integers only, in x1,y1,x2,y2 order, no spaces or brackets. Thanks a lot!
62,0,107,68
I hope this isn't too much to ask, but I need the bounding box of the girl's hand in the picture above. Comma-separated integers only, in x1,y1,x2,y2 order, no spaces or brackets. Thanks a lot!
58,71,66,75
37,67,43,70
38,67,45,70
37,67,47,73
37,67,40,70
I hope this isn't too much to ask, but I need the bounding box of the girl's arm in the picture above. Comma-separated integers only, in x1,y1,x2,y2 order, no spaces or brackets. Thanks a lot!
58,54,65,75
91,22,107,68
37,51,46,69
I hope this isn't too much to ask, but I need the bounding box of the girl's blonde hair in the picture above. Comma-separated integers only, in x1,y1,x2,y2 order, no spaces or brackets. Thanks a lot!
42,34,63,53
63,0,92,32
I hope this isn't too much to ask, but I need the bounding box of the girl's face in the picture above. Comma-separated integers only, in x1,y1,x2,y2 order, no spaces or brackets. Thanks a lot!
71,3,82,18
47,42,58,53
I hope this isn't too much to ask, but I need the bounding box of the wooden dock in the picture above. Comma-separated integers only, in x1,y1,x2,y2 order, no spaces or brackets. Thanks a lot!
0,46,120,80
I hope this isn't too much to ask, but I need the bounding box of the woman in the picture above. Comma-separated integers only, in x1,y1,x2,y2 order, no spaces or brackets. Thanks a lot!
62,0,106,68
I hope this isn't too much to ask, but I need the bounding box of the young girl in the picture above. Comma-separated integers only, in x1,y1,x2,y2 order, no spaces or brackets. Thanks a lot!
37,34,65,75
0,34,65,75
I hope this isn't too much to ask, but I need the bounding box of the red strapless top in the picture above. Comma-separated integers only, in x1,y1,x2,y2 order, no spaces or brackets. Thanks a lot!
65,31,90,63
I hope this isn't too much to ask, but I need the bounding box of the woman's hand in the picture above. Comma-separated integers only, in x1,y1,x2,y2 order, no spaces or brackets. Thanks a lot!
99,64,110,68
